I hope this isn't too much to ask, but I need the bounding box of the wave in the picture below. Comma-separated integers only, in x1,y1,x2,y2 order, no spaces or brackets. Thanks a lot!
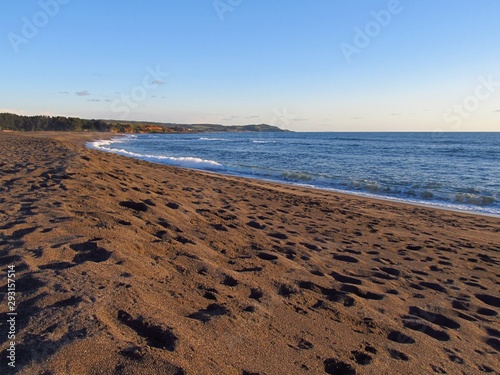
88,138,223,170
320,188,500,216
199,137,277,144
90,137,128,148
198,137,230,141
221,166,499,214
198,137,241,142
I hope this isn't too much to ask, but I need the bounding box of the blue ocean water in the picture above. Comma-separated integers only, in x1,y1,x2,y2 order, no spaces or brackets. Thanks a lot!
89,132,500,216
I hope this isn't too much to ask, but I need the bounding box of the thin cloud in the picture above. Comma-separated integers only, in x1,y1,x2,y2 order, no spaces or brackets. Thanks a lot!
223,115,240,121
152,80,166,85
87,99,101,102
76,90,90,96
495,109,500,112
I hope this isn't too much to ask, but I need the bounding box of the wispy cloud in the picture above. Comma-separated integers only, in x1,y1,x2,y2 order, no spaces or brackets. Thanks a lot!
76,90,90,96
246,115,259,119
87,99,101,102
222,115,241,121
495,109,500,112
152,80,166,85
56,91,69,95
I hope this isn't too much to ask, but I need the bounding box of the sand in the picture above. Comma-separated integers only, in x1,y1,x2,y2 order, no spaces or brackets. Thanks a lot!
0,132,499,375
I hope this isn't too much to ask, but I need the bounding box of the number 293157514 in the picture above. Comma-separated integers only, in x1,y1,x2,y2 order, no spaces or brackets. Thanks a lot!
7,265,16,311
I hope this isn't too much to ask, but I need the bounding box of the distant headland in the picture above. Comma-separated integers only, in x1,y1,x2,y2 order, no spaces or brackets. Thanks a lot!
0,113,291,133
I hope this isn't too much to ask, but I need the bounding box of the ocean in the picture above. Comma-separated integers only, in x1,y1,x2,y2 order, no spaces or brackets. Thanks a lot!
89,132,500,217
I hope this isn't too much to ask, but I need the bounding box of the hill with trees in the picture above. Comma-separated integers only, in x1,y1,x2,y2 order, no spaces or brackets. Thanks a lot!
0,113,289,133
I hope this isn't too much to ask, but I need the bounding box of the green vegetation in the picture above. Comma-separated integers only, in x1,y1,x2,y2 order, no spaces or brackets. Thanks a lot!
0,113,290,133
0,113,106,132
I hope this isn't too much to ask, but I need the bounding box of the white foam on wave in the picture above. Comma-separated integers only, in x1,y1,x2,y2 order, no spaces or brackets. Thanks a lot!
89,135,130,149
252,140,277,144
88,138,223,170
219,165,500,216
199,137,227,141
319,187,500,217
90,139,116,148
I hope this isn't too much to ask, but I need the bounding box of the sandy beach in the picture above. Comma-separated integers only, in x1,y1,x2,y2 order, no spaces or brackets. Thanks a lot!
1,132,499,375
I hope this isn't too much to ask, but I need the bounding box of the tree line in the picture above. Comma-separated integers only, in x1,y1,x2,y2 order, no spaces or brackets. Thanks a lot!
0,113,289,133
0,113,183,133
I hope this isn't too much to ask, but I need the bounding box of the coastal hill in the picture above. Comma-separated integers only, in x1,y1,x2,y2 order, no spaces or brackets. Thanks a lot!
0,113,289,134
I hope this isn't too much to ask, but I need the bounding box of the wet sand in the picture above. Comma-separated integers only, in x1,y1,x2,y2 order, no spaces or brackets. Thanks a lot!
1,132,499,374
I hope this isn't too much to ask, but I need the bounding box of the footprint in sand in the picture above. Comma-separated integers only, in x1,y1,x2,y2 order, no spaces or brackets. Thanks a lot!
187,303,230,323
119,200,148,212
256,252,278,261
351,350,373,365
267,232,288,240
221,274,238,287
117,310,178,351
387,330,416,344
70,241,112,263
408,306,460,329
323,358,356,375
333,254,359,263
403,320,451,342
388,349,410,361
330,271,363,285
249,288,264,301
475,293,500,308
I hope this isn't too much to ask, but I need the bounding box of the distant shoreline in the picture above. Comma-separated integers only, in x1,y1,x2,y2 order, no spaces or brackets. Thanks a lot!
0,112,290,134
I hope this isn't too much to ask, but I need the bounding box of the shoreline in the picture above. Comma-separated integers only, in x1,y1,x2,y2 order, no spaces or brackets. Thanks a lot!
1,132,499,374
88,132,500,219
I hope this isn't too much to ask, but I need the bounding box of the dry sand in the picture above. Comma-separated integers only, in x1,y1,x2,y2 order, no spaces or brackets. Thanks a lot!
0,132,499,375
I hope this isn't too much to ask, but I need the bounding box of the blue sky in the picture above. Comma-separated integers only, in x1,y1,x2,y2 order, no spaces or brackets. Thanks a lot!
1,0,499,131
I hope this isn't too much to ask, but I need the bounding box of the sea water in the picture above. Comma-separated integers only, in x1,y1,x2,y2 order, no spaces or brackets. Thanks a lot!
89,132,500,217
